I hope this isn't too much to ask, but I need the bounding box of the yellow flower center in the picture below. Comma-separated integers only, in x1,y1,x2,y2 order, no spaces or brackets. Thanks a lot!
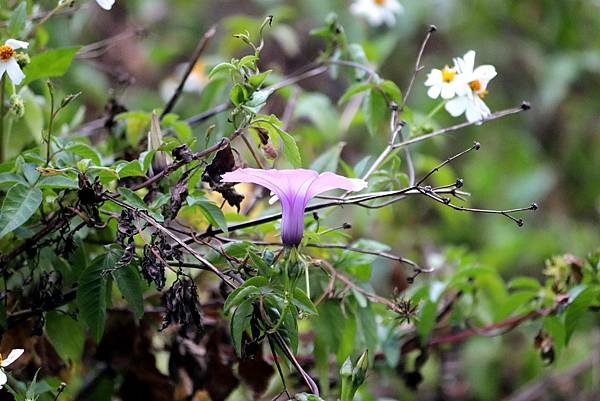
469,79,488,98
0,45,15,62
442,66,456,83
0,353,4,365
374,0,386,4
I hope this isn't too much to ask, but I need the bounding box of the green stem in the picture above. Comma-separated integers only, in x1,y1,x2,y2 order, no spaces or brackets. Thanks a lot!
0,75,4,163
423,99,446,124
45,84,55,167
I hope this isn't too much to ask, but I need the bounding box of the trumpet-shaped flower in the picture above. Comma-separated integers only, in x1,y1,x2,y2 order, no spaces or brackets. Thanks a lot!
445,50,497,123
221,168,368,245
424,65,469,99
350,0,404,27
0,348,24,388
0,39,28,85
96,0,115,10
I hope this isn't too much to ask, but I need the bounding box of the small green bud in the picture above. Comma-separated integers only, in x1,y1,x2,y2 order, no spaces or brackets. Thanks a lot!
9,94,25,118
14,52,30,69
351,350,369,388
340,356,353,378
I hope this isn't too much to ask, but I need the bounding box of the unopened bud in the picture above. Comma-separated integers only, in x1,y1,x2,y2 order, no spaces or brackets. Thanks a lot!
9,94,24,118
14,52,30,68
340,356,353,378
351,350,369,388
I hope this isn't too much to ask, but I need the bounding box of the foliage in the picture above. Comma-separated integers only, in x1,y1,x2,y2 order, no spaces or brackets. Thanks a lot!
0,1,597,401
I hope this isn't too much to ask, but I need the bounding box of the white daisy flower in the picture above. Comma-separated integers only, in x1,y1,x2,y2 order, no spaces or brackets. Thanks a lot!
445,50,497,123
0,348,24,388
350,0,404,27
424,64,469,99
96,0,115,10
0,39,29,85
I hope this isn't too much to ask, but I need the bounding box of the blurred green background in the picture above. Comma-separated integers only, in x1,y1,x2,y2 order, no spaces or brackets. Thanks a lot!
42,0,599,399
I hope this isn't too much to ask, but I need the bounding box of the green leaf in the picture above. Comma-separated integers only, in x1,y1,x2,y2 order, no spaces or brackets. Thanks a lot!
116,160,145,179
37,175,78,189
45,312,86,363
379,80,403,104
231,299,253,356
565,286,600,344
8,2,27,37
223,285,259,312
23,47,80,85
76,251,117,342
187,197,228,234
293,288,318,315
278,129,302,167
66,143,102,166
118,187,147,209
416,300,438,341
338,82,372,105
310,142,345,173
0,183,42,238
362,88,388,136
208,62,236,79
112,264,145,321
230,83,248,106
224,275,268,311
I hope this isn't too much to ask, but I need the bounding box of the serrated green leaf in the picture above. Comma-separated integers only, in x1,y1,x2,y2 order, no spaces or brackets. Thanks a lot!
0,183,42,238
293,287,318,314
23,47,80,85
224,285,259,312
112,264,144,321
187,197,228,234
118,187,146,209
8,2,27,38
338,82,372,105
363,88,388,136
45,312,86,363
379,80,402,104
37,175,78,189
116,160,145,179
66,143,102,166
76,251,118,342
278,129,302,167
231,299,253,356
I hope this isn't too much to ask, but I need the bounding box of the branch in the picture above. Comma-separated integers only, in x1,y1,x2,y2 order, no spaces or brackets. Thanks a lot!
393,102,531,149
161,26,217,120
401,25,437,109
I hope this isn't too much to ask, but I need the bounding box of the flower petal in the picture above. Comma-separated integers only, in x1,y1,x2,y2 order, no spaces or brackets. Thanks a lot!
96,0,115,10
1,349,23,367
5,58,25,85
0,371,6,388
445,96,468,117
424,69,442,86
5,39,28,50
427,85,442,99
306,172,367,200
473,64,497,83
440,83,455,99
460,50,476,75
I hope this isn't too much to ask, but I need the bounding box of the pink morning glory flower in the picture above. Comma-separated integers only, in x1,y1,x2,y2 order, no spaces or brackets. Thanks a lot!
220,168,368,245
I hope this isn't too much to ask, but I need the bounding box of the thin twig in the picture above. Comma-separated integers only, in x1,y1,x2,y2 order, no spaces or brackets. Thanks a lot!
161,25,217,119
393,102,531,149
401,25,437,109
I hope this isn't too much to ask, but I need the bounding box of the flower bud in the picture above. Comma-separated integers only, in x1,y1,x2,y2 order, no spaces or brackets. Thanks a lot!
14,52,30,69
351,350,369,388
9,94,25,118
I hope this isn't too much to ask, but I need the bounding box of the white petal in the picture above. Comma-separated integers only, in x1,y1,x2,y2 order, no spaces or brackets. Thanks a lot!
0,63,7,80
0,371,6,388
465,103,482,123
96,0,115,10
387,0,404,13
475,96,491,118
5,39,28,50
1,349,24,367
440,83,455,99
427,84,442,99
461,50,476,75
5,58,25,85
445,96,468,117
453,78,470,96
474,65,497,82
424,69,442,86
